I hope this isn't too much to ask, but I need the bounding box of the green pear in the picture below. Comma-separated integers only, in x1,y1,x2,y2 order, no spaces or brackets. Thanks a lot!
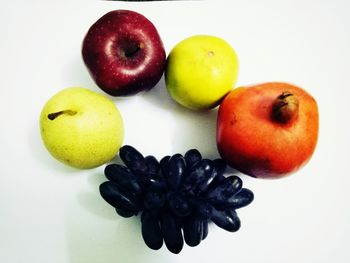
165,35,239,110
40,87,124,169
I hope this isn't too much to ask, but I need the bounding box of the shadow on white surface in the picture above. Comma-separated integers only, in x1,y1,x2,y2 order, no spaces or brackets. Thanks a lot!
65,213,152,263
61,55,100,92
141,75,175,112
65,171,154,263
171,107,218,158
141,75,220,158
77,171,117,220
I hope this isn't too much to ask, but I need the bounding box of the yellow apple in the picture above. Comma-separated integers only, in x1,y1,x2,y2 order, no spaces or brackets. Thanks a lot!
40,87,124,169
165,35,239,110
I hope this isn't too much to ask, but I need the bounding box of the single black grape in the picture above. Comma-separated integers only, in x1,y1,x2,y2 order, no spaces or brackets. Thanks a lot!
183,217,203,247
220,188,254,209
144,155,160,175
99,181,140,214
185,149,202,168
119,145,148,175
143,191,166,210
168,193,191,217
160,212,184,254
104,164,142,196
202,160,227,195
194,164,218,195
119,145,144,167
211,207,241,232
204,173,225,195
202,220,208,240
159,155,170,177
167,154,186,190
141,211,163,250
116,208,135,218
206,176,242,205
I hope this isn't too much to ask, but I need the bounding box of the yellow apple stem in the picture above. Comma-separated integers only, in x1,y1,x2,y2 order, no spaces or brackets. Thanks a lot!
272,91,299,124
48,110,77,120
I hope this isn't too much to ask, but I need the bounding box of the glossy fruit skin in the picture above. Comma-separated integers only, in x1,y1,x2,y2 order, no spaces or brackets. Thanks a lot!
99,181,140,214
161,212,184,254
141,211,163,250
217,82,319,178
165,35,239,110
82,10,166,96
100,146,255,254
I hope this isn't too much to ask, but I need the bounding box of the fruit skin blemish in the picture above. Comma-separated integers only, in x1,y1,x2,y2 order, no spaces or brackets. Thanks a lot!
99,145,254,254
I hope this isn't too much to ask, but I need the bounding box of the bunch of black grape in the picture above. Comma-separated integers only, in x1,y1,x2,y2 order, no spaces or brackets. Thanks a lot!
99,145,254,254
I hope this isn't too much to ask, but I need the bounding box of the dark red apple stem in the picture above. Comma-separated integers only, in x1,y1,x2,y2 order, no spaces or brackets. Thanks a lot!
272,91,299,124
48,110,77,120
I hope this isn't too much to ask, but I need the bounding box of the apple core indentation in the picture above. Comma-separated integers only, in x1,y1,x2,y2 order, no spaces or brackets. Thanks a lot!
123,43,142,58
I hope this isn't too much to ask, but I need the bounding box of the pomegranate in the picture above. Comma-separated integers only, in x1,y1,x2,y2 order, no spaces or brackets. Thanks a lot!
216,82,319,179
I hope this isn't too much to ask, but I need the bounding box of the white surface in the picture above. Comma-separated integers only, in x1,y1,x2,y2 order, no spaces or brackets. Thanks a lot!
1,0,350,262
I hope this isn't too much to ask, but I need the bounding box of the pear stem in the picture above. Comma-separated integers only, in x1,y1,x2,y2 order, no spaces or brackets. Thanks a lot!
272,91,299,124
48,110,77,120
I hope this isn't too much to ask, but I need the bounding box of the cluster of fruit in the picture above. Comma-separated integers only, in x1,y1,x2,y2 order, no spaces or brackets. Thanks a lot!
82,10,238,110
100,145,254,254
40,9,318,179
39,8,319,254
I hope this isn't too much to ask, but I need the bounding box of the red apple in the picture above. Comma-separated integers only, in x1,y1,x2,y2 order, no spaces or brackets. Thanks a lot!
217,82,319,179
82,10,166,96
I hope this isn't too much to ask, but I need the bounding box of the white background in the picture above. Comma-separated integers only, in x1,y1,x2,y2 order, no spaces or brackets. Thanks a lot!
1,0,350,262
